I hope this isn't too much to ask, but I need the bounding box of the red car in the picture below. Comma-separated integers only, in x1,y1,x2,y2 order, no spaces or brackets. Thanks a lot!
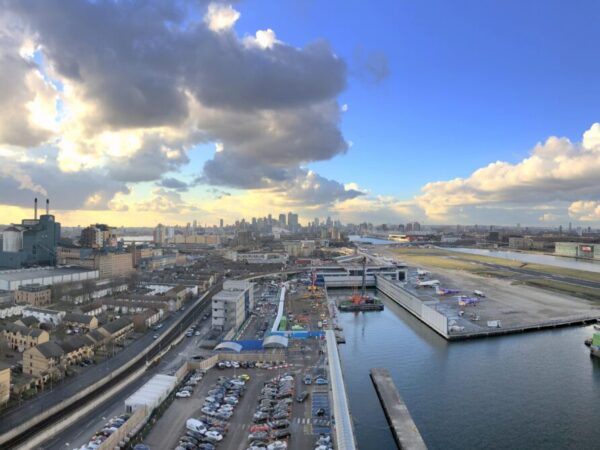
249,425,270,433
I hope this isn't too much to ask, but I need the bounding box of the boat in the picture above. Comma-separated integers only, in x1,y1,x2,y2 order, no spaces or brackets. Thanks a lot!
584,338,592,347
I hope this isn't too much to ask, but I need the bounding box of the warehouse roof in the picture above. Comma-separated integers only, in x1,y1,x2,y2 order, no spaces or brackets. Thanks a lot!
0,267,96,282
125,374,177,410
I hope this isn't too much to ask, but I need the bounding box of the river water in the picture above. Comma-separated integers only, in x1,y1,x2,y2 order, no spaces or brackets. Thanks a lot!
333,290,600,450
446,247,600,274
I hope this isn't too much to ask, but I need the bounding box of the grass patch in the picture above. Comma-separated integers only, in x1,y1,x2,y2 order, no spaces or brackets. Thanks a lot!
518,279,600,301
392,247,600,283
395,254,484,271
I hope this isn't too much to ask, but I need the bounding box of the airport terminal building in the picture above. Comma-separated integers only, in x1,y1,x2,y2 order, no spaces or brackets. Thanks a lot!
555,242,600,260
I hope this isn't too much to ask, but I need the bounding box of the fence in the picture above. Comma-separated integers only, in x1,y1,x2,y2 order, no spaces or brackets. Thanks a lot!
97,406,147,450
375,276,448,337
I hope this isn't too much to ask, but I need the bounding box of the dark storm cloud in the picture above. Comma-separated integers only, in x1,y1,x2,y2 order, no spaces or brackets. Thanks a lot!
106,136,190,182
0,150,128,210
157,177,189,192
0,28,53,147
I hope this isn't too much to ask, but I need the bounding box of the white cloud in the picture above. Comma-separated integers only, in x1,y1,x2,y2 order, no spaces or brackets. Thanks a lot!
415,123,600,221
568,201,600,221
539,213,558,222
204,3,240,33
244,29,279,49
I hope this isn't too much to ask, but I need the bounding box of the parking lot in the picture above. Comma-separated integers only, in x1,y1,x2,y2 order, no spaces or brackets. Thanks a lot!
144,348,331,450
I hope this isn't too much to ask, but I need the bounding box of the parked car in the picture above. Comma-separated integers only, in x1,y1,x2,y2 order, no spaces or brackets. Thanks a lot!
296,391,309,403
203,431,223,442
176,391,191,398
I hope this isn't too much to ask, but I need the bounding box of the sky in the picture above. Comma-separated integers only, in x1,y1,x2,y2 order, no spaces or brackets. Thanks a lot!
2,0,600,227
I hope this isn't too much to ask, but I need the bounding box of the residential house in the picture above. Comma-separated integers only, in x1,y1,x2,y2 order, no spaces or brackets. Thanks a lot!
132,309,163,332
14,316,39,328
0,362,10,405
0,322,49,352
98,317,133,343
23,336,95,379
63,313,99,331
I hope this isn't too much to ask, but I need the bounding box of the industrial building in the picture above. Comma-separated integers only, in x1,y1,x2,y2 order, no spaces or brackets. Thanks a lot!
555,242,600,260
211,280,254,332
0,267,99,291
0,198,61,269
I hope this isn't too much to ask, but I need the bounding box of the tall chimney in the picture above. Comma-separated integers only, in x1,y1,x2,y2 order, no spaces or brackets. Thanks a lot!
34,197,38,220
46,198,49,215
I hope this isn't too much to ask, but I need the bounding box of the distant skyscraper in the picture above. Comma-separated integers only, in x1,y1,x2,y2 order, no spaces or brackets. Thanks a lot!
220,218,224,228
287,212,299,232
154,224,165,244
279,213,286,227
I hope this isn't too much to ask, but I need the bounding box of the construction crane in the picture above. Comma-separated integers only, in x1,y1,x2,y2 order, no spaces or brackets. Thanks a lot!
351,256,371,305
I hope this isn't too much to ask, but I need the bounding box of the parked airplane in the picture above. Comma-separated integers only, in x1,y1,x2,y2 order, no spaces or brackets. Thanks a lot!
417,269,431,276
435,286,460,296
416,279,440,287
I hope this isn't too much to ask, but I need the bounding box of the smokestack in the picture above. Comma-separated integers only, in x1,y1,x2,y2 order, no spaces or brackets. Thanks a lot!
46,198,49,215
34,197,38,220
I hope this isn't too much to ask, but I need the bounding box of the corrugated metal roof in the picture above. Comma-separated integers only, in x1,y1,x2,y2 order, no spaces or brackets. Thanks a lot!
263,335,289,348
214,341,243,352
125,374,177,410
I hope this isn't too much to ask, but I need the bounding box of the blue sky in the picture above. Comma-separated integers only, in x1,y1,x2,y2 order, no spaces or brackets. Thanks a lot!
225,0,600,196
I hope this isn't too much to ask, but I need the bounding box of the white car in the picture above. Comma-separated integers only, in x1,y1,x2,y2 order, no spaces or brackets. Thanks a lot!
230,379,245,386
231,361,240,368
176,391,191,398
224,361,232,368
204,431,223,442
218,404,234,412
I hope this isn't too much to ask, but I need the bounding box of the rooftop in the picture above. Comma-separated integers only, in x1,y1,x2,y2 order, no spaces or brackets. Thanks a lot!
64,312,95,324
0,266,97,282
18,283,50,292
100,317,132,334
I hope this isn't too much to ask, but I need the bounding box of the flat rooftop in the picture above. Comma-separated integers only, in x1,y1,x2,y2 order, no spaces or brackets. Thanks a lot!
0,266,96,281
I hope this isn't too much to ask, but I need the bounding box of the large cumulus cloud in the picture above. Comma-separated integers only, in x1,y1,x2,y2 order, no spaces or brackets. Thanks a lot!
0,0,357,208
415,123,600,222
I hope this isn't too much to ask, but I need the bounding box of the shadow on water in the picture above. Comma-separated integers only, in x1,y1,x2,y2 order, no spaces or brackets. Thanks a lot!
333,288,600,450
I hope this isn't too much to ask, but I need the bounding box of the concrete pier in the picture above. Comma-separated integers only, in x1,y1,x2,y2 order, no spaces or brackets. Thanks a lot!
370,368,427,450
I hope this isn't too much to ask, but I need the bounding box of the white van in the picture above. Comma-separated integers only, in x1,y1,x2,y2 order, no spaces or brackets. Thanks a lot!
186,418,207,434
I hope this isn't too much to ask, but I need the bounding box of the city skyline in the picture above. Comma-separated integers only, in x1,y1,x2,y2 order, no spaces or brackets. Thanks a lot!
3,1,600,227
